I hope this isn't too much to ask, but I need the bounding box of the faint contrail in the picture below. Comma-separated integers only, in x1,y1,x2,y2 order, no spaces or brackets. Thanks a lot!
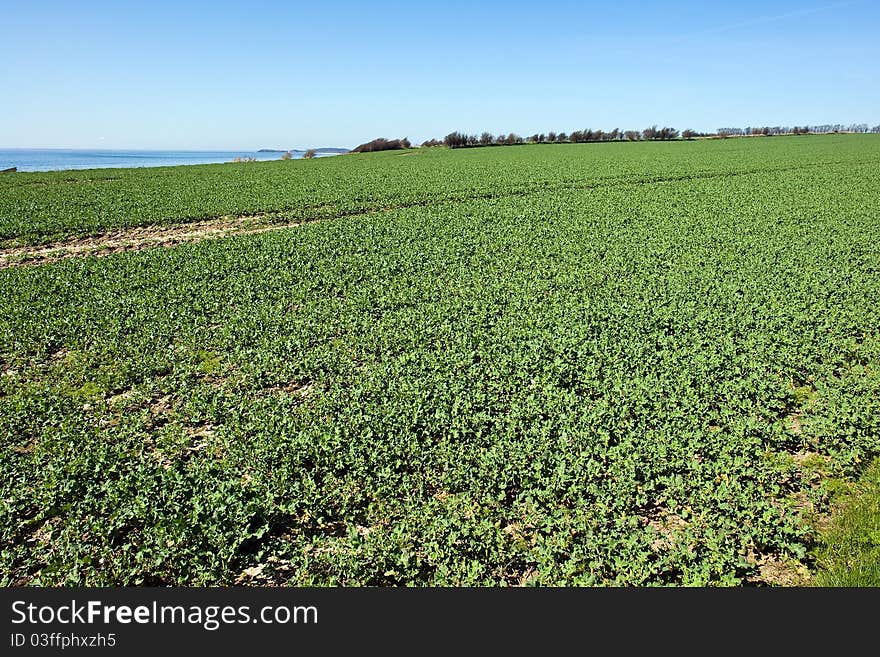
671,0,864,42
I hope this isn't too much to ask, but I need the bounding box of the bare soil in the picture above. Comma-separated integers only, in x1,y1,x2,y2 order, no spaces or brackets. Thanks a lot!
0,214,298,269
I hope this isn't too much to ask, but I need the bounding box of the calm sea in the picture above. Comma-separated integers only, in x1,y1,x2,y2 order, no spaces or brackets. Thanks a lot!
0,149,319,173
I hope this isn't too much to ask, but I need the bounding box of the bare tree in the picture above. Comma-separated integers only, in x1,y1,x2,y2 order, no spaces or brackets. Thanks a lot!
643,126,678,140
443,132,469,148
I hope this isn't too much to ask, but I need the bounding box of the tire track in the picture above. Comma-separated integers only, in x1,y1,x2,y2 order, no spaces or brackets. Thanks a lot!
2,158,872,269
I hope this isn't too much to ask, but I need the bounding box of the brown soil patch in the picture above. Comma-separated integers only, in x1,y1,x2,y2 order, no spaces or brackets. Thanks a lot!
0,214,298,269
746,552,810,586
790,450,830,467
150,394,173,417
235,555,298,586
263,381,315,397
643,506,689,552
107,389,137,408
185,423,217,455
11,439,35,455
186,423,215,439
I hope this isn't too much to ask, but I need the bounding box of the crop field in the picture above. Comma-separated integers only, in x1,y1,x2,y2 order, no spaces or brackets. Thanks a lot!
1,135,879,585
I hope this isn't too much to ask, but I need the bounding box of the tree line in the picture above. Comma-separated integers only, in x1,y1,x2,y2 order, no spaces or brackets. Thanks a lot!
434,126,685,149
350,122,880,154
718,123,878,136
432,123,879,148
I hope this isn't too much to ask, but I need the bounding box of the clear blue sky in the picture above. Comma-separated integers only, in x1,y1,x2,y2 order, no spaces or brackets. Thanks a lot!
2,0,877,150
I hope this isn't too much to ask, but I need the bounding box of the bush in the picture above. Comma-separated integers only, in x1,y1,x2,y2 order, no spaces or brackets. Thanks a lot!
303,149,317,159
352,138,411,153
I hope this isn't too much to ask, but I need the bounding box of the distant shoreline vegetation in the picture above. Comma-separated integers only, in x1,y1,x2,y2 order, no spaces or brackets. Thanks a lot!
351,138,412,153
344,123,879,155
421,123,880,149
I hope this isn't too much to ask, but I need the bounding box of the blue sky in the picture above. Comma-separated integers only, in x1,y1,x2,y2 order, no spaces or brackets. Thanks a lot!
2,0,877,149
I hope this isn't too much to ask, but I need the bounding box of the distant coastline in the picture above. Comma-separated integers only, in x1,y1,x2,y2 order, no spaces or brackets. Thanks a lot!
259,147,351,154
0,148,349,173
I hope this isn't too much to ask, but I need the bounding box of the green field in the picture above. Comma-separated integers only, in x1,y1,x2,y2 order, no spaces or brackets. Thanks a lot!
2,136,879,585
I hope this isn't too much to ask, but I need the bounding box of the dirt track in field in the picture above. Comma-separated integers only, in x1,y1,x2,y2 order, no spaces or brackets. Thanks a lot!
2,158,857,270
0,215,299,269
